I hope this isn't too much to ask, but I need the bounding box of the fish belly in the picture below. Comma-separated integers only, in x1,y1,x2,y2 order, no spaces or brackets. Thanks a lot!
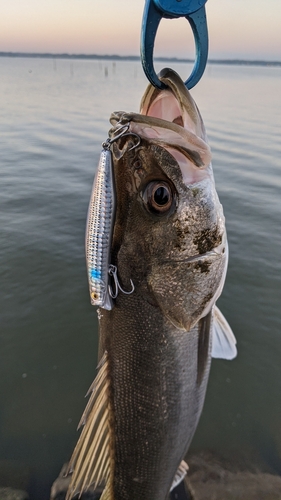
99,292,211,500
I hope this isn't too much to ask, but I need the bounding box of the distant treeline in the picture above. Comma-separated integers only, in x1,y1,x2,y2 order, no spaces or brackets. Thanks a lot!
0,52,280,67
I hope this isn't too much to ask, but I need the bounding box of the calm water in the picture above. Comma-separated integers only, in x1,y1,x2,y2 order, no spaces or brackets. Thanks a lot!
1,57,281,499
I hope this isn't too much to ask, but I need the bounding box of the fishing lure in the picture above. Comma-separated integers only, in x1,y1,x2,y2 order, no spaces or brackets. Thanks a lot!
86,126,137,310
86,139,116,310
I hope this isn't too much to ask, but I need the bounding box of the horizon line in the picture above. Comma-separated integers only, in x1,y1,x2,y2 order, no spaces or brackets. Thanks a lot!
1,51,281,67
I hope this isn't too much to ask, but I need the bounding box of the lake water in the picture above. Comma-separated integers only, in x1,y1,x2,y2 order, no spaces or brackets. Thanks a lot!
1,57,281,499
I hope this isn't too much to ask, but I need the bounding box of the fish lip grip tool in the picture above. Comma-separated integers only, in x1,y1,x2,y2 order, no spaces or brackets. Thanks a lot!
140,0,209,90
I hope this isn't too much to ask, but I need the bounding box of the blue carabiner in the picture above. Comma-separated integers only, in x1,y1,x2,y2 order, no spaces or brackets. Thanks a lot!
140,0,209,90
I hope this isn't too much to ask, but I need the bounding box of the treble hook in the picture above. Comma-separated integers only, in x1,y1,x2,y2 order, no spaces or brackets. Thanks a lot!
140,0,209,90
108,265,135,300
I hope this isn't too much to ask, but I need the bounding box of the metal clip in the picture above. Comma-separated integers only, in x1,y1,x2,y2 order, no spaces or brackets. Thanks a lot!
108,265,135,300
140,0,209,89
104,124,130,148
106,123,141,152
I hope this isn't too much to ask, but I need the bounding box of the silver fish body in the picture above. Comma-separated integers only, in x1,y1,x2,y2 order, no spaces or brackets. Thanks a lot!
97,290,213,500
67,68,236,500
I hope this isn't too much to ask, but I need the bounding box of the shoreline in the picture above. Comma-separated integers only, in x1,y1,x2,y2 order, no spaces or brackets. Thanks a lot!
1,449,281,499
1,52,281,67
48,450,281,500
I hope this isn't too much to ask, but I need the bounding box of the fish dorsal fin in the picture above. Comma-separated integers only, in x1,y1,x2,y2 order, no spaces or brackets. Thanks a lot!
66,352,112,500
170,460,189,492
212,306,237,360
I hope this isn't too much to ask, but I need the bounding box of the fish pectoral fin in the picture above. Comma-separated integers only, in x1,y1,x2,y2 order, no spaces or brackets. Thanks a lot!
170,460,189,492
212,305,237,360
66,352,112,500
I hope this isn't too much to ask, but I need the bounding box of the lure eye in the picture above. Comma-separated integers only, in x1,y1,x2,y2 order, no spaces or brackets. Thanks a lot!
143,181,174,215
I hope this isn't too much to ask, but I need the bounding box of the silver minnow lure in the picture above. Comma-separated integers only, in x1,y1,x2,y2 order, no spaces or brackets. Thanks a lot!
86,126,137,310
86,140,115,310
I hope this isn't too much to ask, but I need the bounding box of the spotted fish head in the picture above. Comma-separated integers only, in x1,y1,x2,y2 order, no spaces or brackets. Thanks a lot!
109,68,228,331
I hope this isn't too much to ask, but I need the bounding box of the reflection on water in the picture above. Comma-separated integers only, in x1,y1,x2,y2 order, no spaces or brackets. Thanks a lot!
0,57,281,498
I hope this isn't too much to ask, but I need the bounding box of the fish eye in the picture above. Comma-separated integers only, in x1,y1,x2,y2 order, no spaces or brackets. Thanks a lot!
143,181,174,215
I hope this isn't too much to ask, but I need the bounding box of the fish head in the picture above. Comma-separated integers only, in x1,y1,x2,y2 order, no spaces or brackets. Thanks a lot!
109,68,228,331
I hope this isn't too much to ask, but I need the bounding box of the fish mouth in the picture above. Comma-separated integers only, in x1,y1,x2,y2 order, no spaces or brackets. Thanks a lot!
110,68,212,185
140,68,205,139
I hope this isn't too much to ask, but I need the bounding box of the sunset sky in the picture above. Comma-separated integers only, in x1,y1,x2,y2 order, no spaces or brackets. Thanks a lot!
1,0,281,61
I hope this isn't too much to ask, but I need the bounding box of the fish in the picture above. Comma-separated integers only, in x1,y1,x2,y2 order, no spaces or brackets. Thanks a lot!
66,67,237,500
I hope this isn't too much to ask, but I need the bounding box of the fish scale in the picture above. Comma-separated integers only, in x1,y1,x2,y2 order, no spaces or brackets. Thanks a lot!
98,291,211,500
